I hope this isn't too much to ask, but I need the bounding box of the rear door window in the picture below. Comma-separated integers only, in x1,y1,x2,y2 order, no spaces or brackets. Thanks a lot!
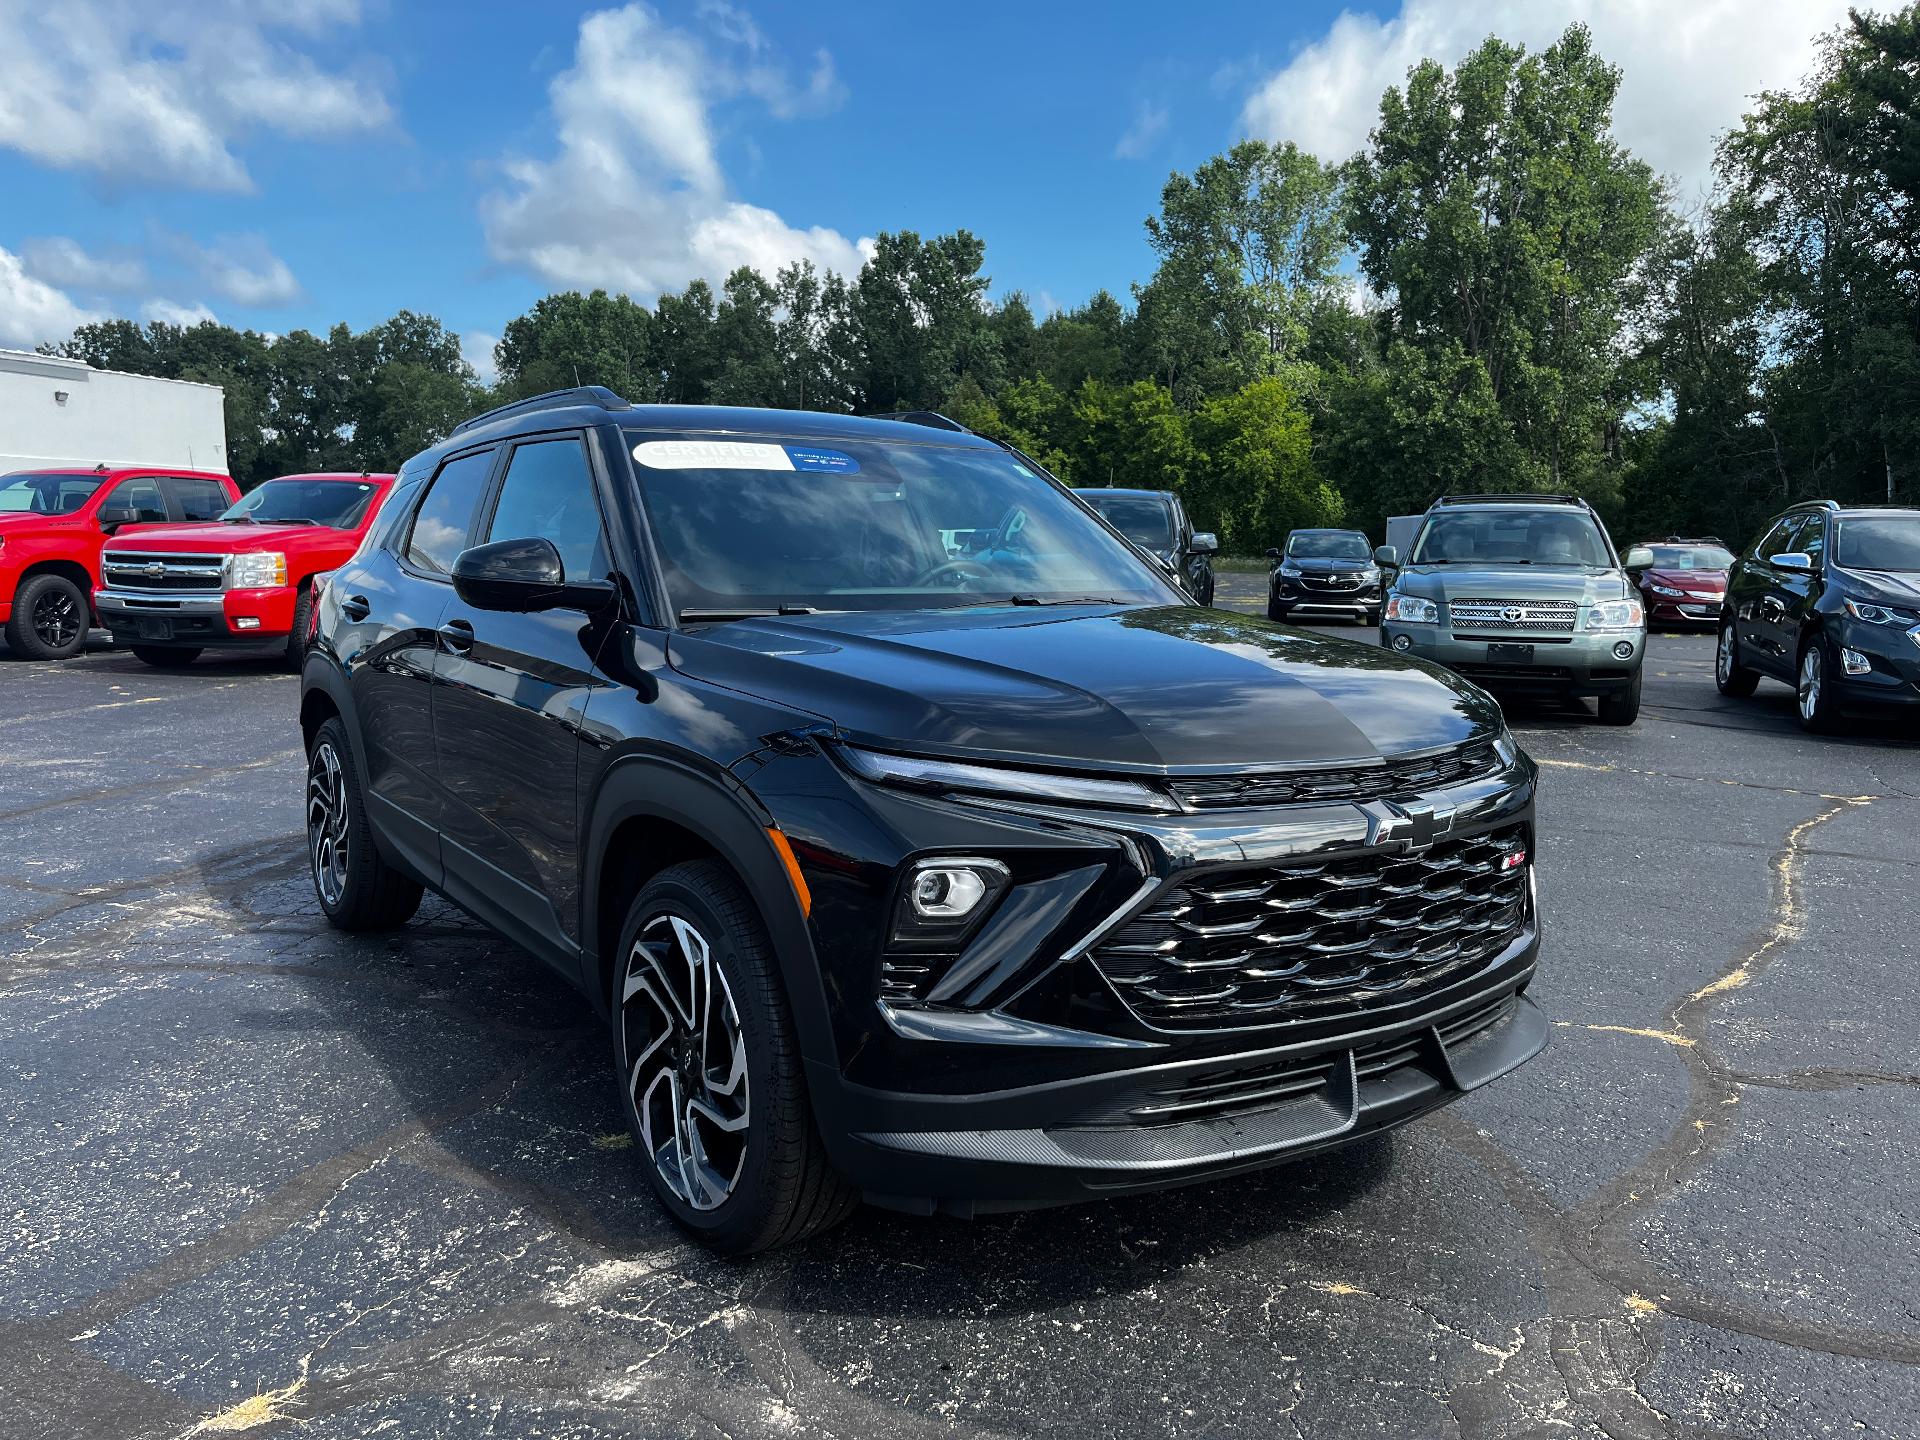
167,476,230,520
406,450,497,577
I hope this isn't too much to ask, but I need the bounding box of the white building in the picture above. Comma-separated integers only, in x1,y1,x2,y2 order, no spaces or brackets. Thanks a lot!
0,349,228,476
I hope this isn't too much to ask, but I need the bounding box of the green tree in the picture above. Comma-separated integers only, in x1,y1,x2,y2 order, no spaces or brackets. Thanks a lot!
1190,376,1337,548
495,289,656,401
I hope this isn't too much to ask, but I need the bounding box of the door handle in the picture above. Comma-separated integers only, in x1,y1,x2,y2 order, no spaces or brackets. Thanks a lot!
340,593,371,621
437,619,474,654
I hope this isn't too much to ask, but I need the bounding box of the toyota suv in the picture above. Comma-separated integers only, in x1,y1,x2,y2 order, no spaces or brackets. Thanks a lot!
96,471,395,669
1377,494,1647,725
0,465,238,660
300,388,1545,1252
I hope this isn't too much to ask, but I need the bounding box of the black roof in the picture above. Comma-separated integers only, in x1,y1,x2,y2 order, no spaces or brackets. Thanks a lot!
444,388,1000,451
1286,526,1368,536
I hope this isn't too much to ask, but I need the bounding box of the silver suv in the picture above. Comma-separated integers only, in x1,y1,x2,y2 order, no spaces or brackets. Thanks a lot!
1376,494,1647,725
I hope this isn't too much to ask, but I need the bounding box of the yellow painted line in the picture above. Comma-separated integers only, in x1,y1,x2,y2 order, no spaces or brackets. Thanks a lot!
190,1376,305,1432
1554,1022,1694,1049
1534,755,1875,804
1624,1294,1661,1315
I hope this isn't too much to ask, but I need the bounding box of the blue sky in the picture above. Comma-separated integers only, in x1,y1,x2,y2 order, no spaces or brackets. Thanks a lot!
0,0,1856,378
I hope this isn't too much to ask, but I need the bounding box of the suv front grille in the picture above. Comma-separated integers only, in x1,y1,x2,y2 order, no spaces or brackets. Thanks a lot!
1299,572,1369,591
1091,825,1530,1028
1169,740,1499,811
102,551,224,592
1448,598,1576,634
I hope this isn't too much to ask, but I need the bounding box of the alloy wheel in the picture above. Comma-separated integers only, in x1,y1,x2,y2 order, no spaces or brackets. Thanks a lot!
306,741,350,907
32,588,81,651
1717,626,1735,686
1798,645,1822,723
621,913,750,1211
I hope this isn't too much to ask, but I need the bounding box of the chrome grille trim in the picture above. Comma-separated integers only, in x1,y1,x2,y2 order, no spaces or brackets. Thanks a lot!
102,551,225,592
1447,598,1577,634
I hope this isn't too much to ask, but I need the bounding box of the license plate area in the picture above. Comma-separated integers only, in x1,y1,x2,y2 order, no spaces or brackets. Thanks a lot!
1486,642,1534,665
135,618,175,641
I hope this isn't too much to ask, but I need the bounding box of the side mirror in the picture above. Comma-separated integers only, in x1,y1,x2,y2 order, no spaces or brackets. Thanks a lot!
1623,545,1654,571
1373,545,1399,568
1769,551,1814,573
1265,547,1281,560
1189,532,1218,556
451,537,615,613
98,505,138,533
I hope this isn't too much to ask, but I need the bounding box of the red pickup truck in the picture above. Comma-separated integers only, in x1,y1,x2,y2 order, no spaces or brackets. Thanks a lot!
0,466,239,660
95,471,396,669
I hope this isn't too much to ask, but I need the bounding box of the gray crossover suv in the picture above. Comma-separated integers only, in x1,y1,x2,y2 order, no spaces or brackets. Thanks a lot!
1376,494,1647,725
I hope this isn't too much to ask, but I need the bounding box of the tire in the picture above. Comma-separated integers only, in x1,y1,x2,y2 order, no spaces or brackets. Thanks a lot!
306,717,424,931
612,859,856,1254
1715,619,1759,698
1597,667,1642,726
131,645,202,667
1266,596,1292,622
1366,608,1382,627
5,572,88,660
1796,632,1844,735
285,584,313,671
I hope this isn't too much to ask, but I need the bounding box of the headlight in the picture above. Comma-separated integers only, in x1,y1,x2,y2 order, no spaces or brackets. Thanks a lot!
1493,727,1519,766
1844,598,1919,625
1583,598,1644,631
225,552,288,589
838,745,1178,813
1385,594,1439,624
1651,583,1685,598
1278,562,1303,578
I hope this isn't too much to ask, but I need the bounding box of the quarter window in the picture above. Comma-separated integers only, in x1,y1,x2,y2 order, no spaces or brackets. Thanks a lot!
406,450,496,576
485,438,609,580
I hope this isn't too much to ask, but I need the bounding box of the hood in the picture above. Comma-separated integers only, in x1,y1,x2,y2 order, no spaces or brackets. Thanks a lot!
671,604,1502,773
1647,567,1726,589
0,510,83,535
102,521,336,553
1284,555,1375,575
1394,565,1628,605
1844,568,1920,608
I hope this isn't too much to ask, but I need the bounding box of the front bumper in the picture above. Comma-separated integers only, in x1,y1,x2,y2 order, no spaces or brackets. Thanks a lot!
1833,619,1920,711
95,586,297,645
1382,624,1643,695
1645,595,1724,627
1273,574,1382,615
761,744,1543,1214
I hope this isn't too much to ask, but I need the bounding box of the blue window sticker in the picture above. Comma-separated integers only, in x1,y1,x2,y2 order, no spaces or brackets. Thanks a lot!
784,446,861,475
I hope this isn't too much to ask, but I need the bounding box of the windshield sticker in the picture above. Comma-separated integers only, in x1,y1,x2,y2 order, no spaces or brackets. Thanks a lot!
633,440,795,471
783,446,861,474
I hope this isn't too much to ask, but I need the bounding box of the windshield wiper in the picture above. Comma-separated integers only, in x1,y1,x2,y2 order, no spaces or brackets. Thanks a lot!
953,594,1128,608
677,604,820,623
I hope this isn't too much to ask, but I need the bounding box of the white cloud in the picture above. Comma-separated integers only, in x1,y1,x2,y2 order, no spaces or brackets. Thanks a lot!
165,233,303,307
142,299,220,328
1114,101,1170,161
482,3,871,298
0,248,101,349
460,330,501,386
0,0,391,192
19,237,150,295
1238,0,1855,199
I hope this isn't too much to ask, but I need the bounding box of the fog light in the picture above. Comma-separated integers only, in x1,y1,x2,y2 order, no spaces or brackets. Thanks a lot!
1391,634,1413,652
912,867,987,919
1612,640,1635,660
1842,647,1871,676
234,617,261,630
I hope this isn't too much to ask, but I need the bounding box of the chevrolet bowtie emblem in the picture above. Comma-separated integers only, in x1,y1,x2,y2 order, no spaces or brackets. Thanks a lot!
145,563,166,578
1372,801,1457,852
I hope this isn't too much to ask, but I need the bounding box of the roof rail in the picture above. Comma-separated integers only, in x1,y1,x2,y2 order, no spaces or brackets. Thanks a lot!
1792,499,1842,511
867,410,972,433
449,385,631,438
1432,493,1590,508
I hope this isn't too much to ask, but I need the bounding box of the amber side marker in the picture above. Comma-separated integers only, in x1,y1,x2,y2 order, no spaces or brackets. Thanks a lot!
767,828,812,916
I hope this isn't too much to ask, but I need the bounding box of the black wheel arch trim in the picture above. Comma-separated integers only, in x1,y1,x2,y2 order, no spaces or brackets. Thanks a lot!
580,753,836,1069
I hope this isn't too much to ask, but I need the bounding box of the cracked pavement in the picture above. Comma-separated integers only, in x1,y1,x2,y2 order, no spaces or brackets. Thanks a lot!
3,605,1917,1439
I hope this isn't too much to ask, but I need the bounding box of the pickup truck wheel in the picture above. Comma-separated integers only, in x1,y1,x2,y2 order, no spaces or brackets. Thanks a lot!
306,717,423,930
613,859,856,1254
1597,667,1642,726
131,646,201,667
7,573,88,660
1715,620,1759,697
285,584,313,671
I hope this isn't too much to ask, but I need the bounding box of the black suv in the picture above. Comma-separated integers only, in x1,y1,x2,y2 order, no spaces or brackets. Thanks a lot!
300,389,1545,1252
1267,527,1382,623
1076,486,1216,604
1717,501,1920,731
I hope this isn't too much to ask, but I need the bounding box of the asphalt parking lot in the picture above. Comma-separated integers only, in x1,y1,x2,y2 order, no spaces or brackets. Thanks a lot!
3,596,1917,1439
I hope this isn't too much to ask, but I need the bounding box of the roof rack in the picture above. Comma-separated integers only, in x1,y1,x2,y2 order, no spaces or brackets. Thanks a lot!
449,385,632,438
1432,493,1590,508
866,410,972,433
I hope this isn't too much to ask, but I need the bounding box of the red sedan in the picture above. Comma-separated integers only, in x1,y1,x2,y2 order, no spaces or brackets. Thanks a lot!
1631,538,1735,628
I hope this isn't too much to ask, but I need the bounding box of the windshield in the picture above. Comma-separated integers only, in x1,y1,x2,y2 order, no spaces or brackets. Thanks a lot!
1287,531,1370,561
1836,515,1920,571
1083,494,1175,551
627,434,1176,617
221,479,380,529
1411,510,1613,567
1648,544,1734,570
0,472,107,515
